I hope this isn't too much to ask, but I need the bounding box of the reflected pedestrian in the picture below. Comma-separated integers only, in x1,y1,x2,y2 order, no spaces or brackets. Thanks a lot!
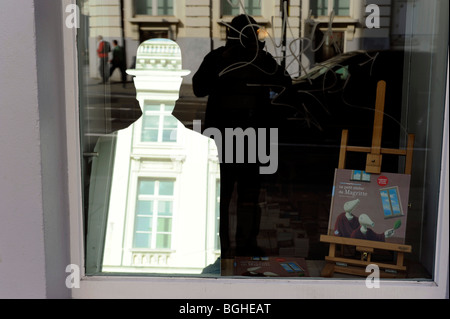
193,14,292,258
97,35,110,84
109,40,127,87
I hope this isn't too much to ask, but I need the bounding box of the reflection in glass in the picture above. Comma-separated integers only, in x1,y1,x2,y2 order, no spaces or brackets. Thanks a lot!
79,0,448,281
135,0,174,16
141,103,178,143
139,181,155,195
133,180,175,250
222,0,261,16
91,37,220,275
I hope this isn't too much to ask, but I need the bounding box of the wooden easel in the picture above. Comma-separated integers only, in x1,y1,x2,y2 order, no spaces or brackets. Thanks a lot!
320,81,414,278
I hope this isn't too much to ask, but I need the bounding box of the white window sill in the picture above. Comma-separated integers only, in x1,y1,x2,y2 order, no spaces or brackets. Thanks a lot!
71,275,441,299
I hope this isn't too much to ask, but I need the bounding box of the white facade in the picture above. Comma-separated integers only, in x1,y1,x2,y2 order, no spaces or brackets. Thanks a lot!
102,39,221,273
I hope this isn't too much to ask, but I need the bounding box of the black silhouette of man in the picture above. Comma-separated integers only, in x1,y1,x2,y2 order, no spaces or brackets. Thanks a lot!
193,14,292,257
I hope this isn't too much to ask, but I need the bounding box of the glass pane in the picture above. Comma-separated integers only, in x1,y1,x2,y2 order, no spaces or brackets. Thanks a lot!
135,216,153,231
143,116,160,129
145,103,162,111
141,129,158,142
222,0,240,16
389,188,402,216
158,201,173,216
159,181,174,196
158,0,174,15
311,0,328,16
334,0,350,16
136,200,153,215
163,116,178,128
380,190,393,217
157,217,172,232
139,180,155,195
156,234,171,249
246,0,261,16
162,129,176,142
135,0,152,15
134,233,151,248
79,0,448,283
163,104,175,112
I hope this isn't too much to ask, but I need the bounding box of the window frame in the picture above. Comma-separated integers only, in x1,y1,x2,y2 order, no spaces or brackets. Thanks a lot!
132,103,184,152
132,178,176,250
64,0,449,299
139,101,179,144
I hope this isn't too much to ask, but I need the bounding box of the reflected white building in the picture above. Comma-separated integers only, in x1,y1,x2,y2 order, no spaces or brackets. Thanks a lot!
102,39,221,274
83,0,401,83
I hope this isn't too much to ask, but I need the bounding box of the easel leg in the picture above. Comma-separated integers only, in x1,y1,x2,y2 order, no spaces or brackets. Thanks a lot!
321,263,335,277
322,243,337,277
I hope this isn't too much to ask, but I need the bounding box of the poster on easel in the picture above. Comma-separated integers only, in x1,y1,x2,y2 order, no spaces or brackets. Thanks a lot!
328,168,411,245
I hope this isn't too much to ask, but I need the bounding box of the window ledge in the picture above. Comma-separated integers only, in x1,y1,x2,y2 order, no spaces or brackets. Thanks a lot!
130,249,175,252
130,16,180,24
131,144,185,152
306,17,360,25
219,16,270,25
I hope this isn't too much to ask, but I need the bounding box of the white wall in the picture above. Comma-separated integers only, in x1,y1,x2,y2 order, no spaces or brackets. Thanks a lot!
0,0,71,298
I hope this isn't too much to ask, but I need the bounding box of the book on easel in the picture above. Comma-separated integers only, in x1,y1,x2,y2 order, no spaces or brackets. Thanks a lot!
328,169,410,245
320,80,414,278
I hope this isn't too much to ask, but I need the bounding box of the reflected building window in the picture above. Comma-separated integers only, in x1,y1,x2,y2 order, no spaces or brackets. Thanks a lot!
135,0,174,16
141,102,178,143
222,0,261,16
133,179,175,249
310,0,350,17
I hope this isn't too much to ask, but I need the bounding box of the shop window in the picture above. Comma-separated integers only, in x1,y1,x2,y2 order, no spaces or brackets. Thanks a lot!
76,0,448,291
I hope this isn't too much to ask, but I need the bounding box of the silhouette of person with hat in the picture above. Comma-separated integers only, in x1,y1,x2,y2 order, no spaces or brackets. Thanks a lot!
193,14,292,257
